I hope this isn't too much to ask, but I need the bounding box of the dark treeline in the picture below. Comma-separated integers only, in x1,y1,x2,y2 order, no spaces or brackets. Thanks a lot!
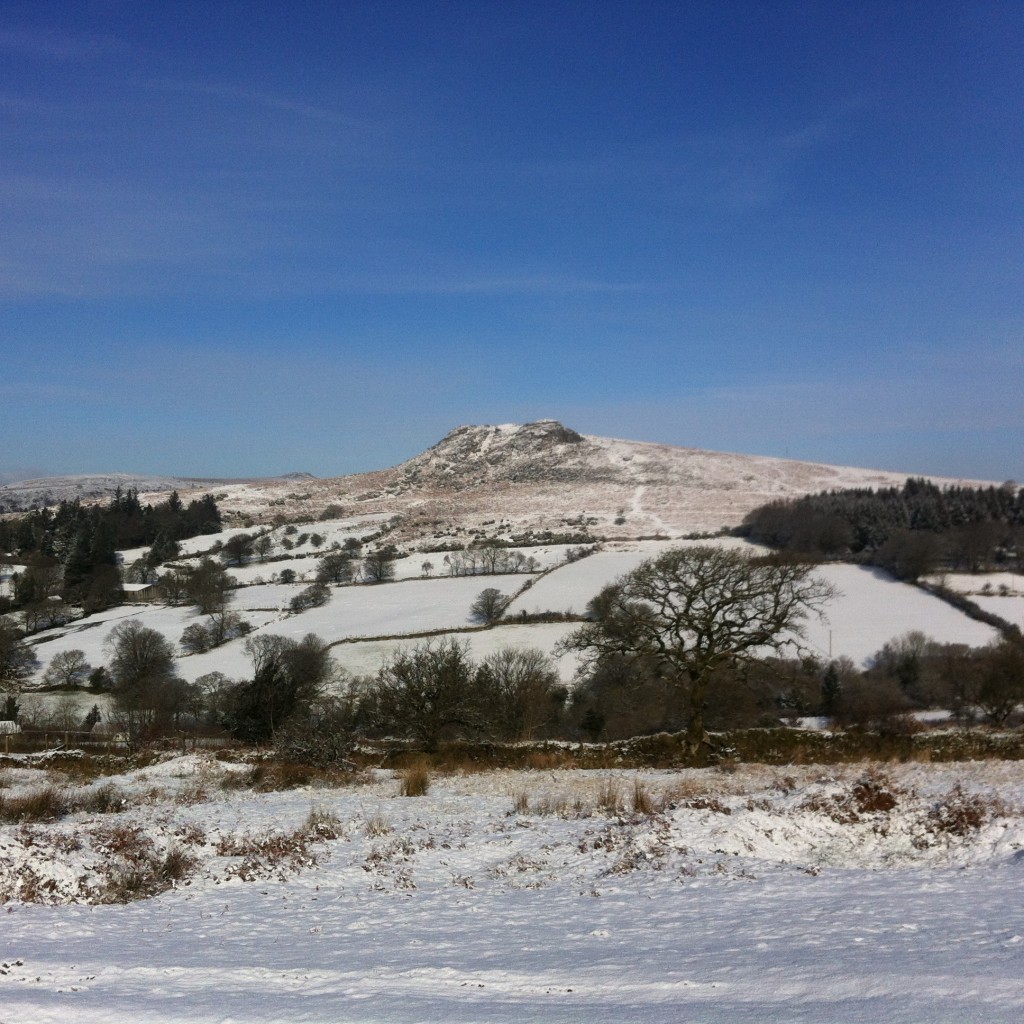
569,635,1024,741
0,488,222,616
739,478,1024,579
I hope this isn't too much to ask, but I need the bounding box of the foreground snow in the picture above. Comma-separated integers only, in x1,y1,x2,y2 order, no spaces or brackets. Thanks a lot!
2,756,1023,1022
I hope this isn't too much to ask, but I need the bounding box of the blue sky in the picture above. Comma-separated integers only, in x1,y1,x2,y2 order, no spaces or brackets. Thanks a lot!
2,1,1022,482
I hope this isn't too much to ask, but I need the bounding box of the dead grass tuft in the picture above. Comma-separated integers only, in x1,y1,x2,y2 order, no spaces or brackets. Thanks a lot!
305,806,342,840
0,785,70,823
595,778,624,815
399,761,431,797
364,813,392,837
631,779,656,816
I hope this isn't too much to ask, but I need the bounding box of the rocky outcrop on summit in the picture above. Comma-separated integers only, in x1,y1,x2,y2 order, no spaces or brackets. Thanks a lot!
395,420,605,489
181,418,990,540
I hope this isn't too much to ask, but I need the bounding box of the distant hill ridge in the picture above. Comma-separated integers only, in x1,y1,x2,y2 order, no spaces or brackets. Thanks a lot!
0,471,316,512
0,421,992,537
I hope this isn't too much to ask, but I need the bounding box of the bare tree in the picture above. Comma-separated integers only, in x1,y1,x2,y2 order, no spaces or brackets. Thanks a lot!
223,633,335,743
315,552,354,584
253,534,274,562
41,649,92,688
475,647,563,739
363,548,396,583
974,639,1024,725
0,622,39,694
186,558,235,613
363,638,480,750
105,619,181,745
289,582,331,612
220,533,255,567
560,546,835,759
470,587,508,625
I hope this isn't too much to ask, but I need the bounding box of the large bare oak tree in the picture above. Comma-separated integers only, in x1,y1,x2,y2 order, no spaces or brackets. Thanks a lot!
560,545,835,759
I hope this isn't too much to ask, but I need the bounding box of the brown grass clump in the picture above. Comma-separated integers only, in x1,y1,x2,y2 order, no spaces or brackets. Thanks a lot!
679,796,732,815
0,785,70,823
851,771,899,813
399,761,431,797
216,825,328,881
79,782,128,814
525,750,571,770
665,776,716,801
925,785,1006,837
90,823,199,902
595,778,624,815
102,845,197,903
631,779,656,816
799,768,901,825
246,759,359,792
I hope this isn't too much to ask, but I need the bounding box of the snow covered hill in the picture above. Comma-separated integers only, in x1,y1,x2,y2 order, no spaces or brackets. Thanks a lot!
157,420,993,541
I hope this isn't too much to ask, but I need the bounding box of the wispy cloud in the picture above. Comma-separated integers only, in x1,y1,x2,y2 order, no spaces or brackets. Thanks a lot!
509,97,869,212
143,77,374,132
0,27,128,62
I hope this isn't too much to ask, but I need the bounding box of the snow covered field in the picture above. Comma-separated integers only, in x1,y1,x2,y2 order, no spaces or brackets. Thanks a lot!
507,544,999,667
22,539,1008,694
2,754,1023,1023
975,595,1024,631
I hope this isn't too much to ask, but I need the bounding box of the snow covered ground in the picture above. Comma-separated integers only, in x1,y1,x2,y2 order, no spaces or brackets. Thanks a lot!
928,571,1024,597
21,538,1004,693
328,622,583,683
508,544,998,667
801,564,997,664
975,595,1024,631
2,755,1023,1022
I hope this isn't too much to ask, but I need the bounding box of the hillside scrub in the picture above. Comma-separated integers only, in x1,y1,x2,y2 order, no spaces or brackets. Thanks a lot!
357,639,565,748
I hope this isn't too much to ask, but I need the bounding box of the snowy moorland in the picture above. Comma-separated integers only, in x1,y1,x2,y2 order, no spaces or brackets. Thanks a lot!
4,422,1023,1023
2,753,1023,1022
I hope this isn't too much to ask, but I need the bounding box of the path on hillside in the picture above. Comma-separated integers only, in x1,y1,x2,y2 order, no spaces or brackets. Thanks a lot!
630,485,673,537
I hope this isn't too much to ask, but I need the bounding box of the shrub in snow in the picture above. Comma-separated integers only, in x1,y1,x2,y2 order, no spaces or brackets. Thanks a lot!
289,582,331,612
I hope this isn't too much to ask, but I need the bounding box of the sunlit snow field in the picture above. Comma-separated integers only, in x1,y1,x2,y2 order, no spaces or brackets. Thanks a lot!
2,755,1023,1023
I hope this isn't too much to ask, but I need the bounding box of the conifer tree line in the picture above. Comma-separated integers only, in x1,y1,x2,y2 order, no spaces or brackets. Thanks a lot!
740,478,1024,579
0,489,222,614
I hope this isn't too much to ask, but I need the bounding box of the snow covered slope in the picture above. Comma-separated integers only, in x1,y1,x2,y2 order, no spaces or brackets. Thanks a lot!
168,420,994,539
